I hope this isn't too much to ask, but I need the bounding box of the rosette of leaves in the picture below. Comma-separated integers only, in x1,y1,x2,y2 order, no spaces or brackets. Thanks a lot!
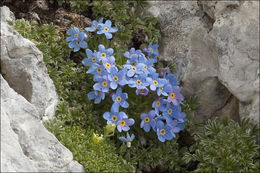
184,117,260,172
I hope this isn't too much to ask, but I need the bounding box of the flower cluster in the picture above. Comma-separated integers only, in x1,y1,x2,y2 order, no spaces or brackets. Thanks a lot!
66,18,186,143
85,18,118,39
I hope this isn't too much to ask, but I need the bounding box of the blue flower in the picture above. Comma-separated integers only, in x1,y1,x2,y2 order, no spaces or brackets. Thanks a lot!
97,20,118,39
147,42,159,56
162,103,181,119
166,74,178,86
111,88,129,112
119,132,135,142
93,75,110,93
82,49,100,66
124,48,141,59
87,90,105,104
123,64,139,77
173,112,187,123
86,63,107,79
119,132,135,147
156,120,174,142
140,110,156,132
85,18,103,32
97,44,115,61
128,74,149,89
156,84,171,96
167,86,184,106
66,27,84,42
136,87,149,96
137,56,156,75
108,67,128,89
101,55,115,73
67,27,87,52
103,111,127,125
152,98,168,113
165,117,182,135
117,117,135,132
147,73,167,91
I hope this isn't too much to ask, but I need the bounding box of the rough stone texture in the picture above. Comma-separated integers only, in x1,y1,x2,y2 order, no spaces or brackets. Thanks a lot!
146,1,259,123
1,6,85,172
1,6,58,119
1,76,85,172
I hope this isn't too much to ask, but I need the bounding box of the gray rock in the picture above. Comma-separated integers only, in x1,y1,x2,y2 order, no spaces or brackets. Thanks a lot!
0,6,58,119
146,1,259,123
1,75,84,172
0,6,85,172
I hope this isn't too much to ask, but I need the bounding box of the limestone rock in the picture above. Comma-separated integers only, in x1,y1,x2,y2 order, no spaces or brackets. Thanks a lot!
0,6,58,119
0,6,85,172
1,75,85,172
146,1,259,123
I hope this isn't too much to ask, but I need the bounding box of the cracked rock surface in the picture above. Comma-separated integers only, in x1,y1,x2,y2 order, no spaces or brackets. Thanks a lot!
0,6,84,172
146,1,259,123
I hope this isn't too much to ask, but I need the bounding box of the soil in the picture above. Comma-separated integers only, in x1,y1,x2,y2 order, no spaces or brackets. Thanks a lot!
1,0,91,33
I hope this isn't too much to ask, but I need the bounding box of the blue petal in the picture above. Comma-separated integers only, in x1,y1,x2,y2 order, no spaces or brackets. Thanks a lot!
87,92,96,100
106,48,114,55
121,101,129,108
85,27,96,32
105,33,112,39
94,96,101,104
82,58,88,66
103,112,110,120
144,124,151,132
127,70,135,77
110,82,118,90
67,28,75,35
119,137,127,142
111,102,120,112
93,83,101,91
105,20,112,27
98,44,105,52
73,46,80,52
80,41,87,48
110,27,118,33
85,49,92,58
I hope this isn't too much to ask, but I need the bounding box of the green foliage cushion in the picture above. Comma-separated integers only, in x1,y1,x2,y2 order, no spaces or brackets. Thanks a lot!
184,117,260,172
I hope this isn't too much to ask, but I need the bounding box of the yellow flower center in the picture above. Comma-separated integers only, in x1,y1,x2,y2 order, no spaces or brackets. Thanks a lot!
144,65,147,70
156,101,160,107
116,96,122,102
150,48,154,52
170,92,175,99
97,68,102,73
120,120,125,126
148,55,152,59
144,117,150,123
153,80,158,85
91,57,96,62
131,62,136,66
101,53,106,57
160,129,166,135
139,89,144,93
74,33,78,38
111,115,117,121
104,27,109,32
132,66,137,71
113,76,119,81
136,80,142,85
76,40,81,45
159,88,163,91
102,81,108,87
168,109,172,114
130,54,133,57
105,63,111,68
